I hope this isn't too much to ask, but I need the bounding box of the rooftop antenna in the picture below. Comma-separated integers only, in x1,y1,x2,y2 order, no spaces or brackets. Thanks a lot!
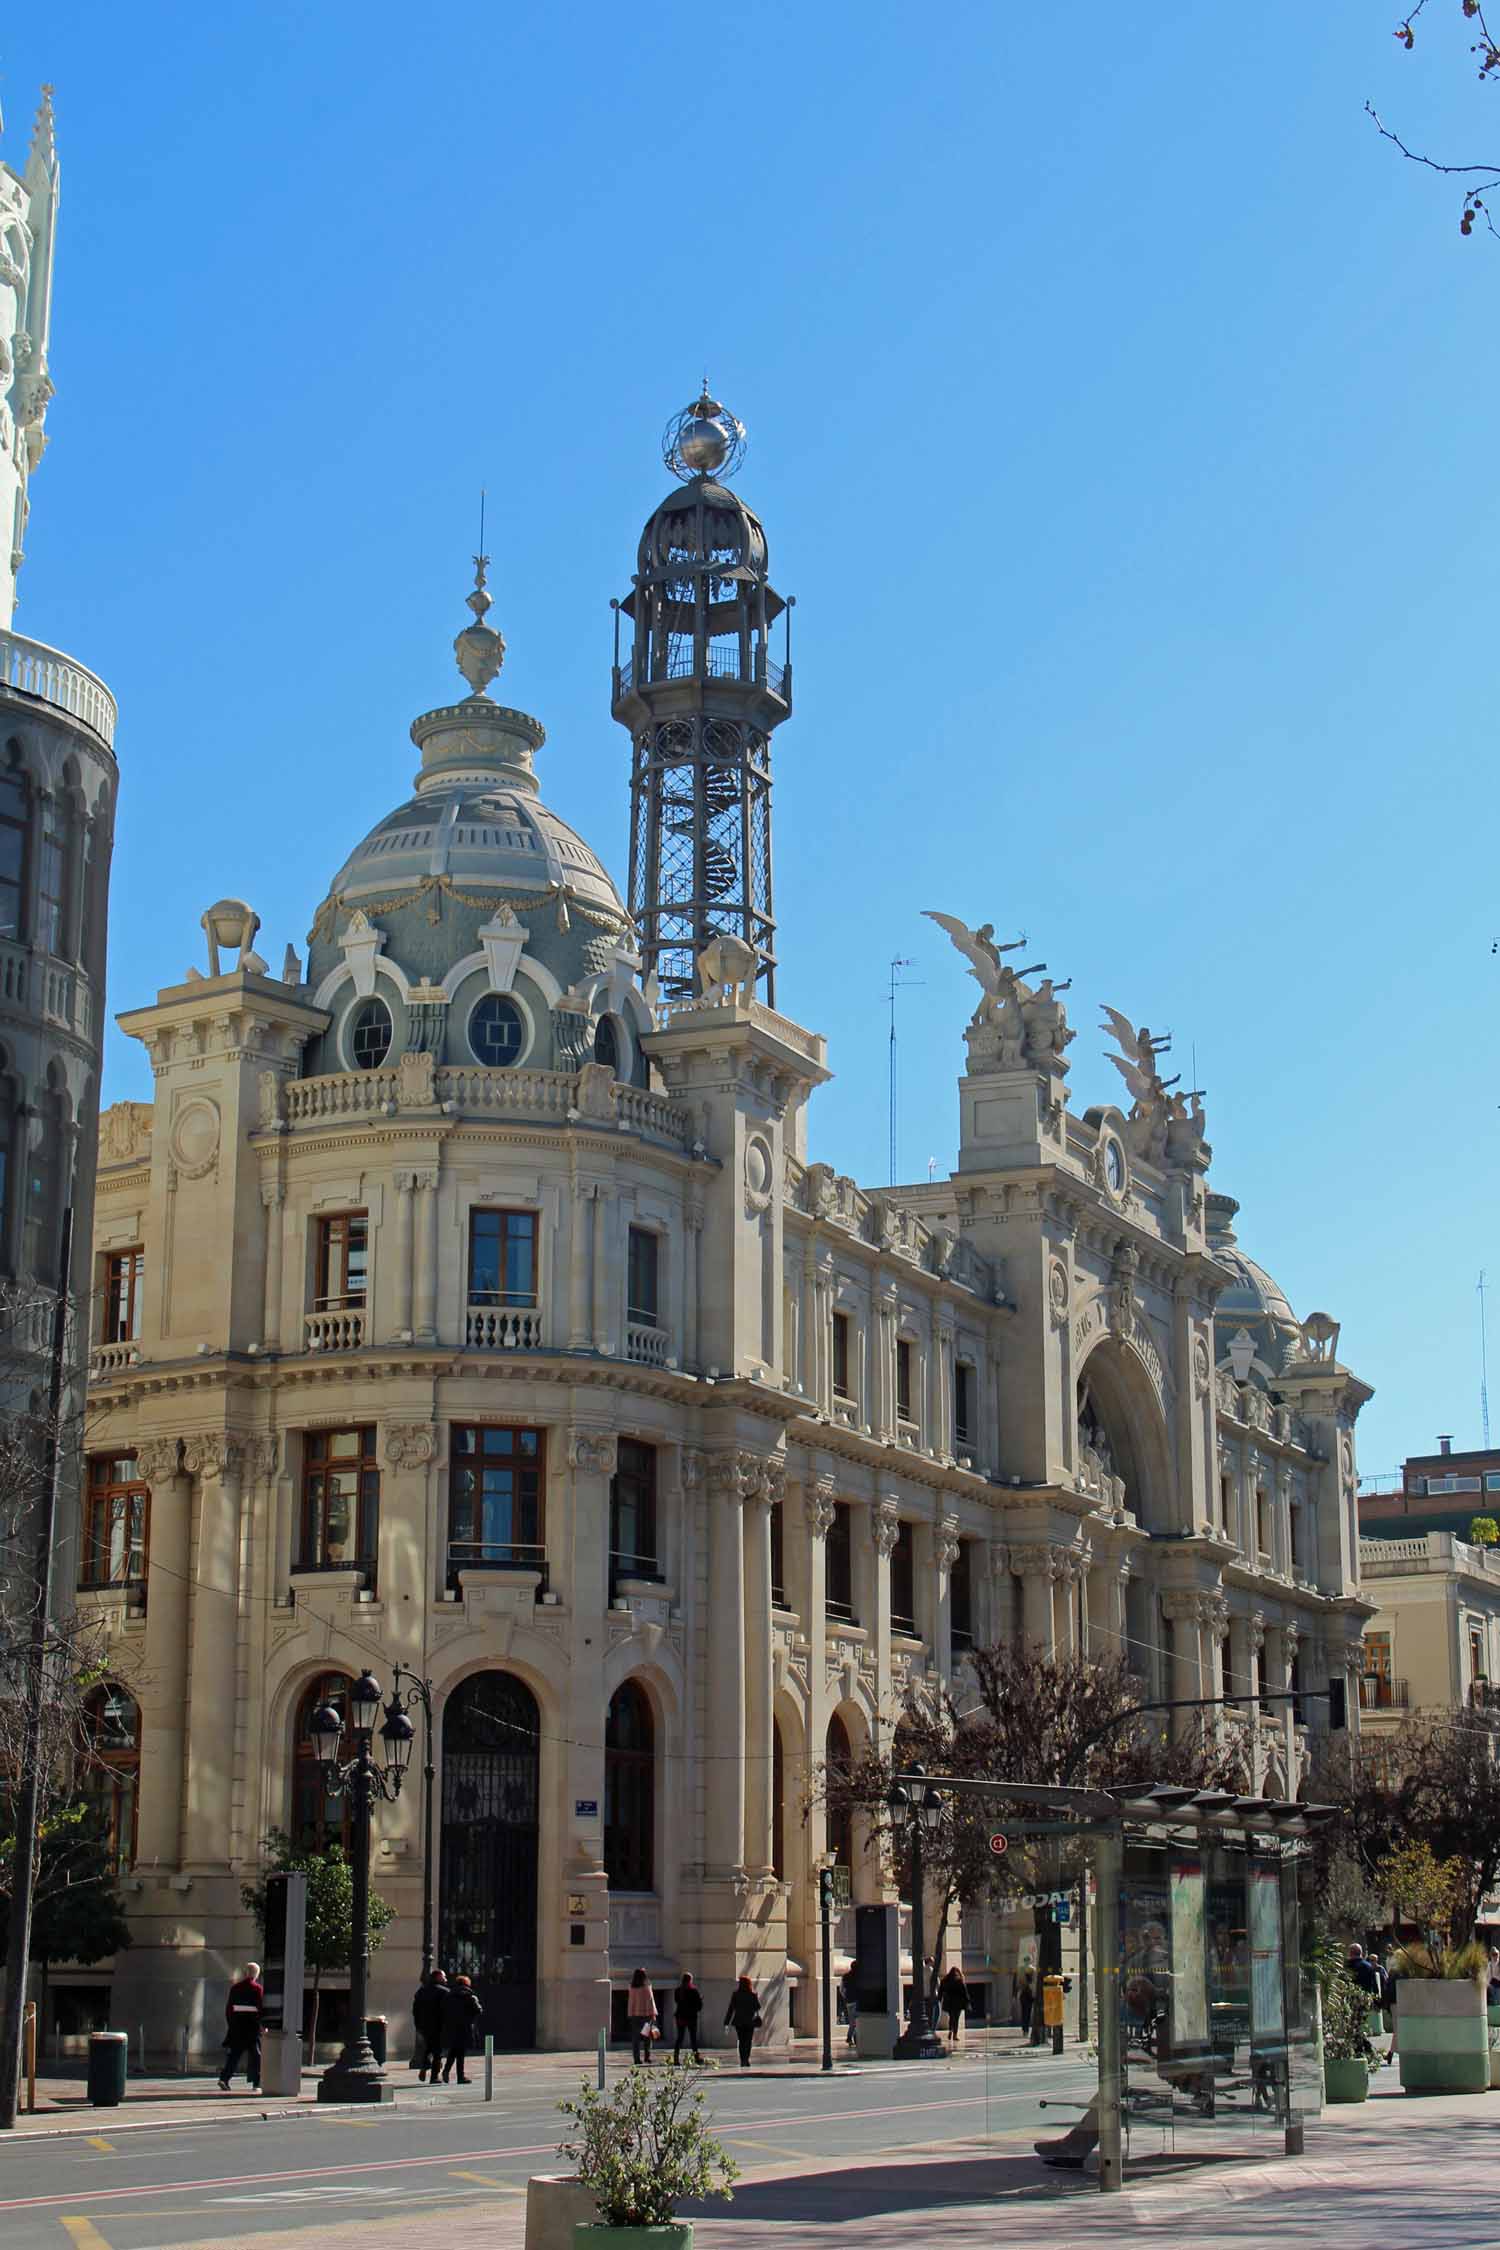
886,957,923,1187
1481,1271,1491,1449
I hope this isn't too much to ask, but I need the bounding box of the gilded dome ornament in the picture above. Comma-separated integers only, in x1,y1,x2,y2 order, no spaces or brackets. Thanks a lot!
453,551,507,697
662,384,747,483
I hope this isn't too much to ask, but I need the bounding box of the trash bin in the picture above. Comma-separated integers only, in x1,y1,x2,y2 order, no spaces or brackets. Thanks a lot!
365,2015,387,2064
87,2031,129,2107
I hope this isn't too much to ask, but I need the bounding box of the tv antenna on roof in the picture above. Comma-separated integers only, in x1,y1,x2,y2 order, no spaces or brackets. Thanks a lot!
1481,1271,1491,1450
887,957,923,1187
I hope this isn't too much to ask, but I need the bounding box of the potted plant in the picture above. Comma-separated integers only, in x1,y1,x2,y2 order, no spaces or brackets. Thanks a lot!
1375,1843,1490,2094
1320,1963,1372,2103
560,2064,739,2250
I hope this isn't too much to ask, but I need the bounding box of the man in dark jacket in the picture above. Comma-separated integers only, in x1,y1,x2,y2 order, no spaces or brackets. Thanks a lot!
439,1974,483,2084
219,1963,265,2091
672,1973,704,2063
412,1969,448,2081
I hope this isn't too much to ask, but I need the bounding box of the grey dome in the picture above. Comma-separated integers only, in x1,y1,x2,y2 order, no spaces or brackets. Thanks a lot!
325,776,624,919
1206,1193,1299,1348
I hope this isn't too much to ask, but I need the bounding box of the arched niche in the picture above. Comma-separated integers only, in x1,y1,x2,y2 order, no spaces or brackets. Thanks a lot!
1075,1331,1175,1534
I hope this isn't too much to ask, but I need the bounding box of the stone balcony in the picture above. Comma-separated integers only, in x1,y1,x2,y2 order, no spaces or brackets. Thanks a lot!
305,1306,365,1352
273,1059,696,1150
0,626,117,750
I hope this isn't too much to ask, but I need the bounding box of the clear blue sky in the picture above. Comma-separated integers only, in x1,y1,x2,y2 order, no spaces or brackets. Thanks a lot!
6,3,1496,1479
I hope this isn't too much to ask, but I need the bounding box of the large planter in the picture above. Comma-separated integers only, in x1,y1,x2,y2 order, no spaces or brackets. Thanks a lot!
1396,1980,1489,2095
1323,2056,1369,2104
574,2229,692,2250
526,2178,599,2250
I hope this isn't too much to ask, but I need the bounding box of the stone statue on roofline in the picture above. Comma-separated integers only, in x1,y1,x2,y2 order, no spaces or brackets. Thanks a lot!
1099,1005,1209,1170
924,911,1074,1076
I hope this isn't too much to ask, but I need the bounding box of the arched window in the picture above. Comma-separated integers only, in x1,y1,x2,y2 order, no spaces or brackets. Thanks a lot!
592,1015,619,1073
772,1721,786,1882
348,997,393,1070
604,1680,655,1892
0,748,27,940
80,1683,140,1875
825,1713,853,1873
35,790,68,958
291,1672,354,1853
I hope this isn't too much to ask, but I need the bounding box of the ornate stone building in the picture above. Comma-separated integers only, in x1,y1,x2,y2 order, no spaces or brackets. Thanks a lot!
0,86,118,1572
76,393,1371,2060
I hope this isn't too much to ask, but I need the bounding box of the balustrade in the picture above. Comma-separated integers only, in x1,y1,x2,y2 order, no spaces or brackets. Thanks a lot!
466,1304,544,1351
0,627,117,749
625,1321,668,1367
304,1306,365,1352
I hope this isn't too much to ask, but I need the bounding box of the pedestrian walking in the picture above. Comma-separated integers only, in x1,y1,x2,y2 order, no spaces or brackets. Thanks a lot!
1488,1949,1500,2010
1017,1966,1035,2041
626,1967,659,2066
411,1967,448,2081
672,1972,704,2063
724,1974,762,2069
438,1973,482,2084
938,1964,969,2045
218,1962,265,2091
839,1965,858,2048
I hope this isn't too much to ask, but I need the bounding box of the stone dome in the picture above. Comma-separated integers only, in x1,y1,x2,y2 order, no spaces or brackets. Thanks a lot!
1206,1193,1301,1379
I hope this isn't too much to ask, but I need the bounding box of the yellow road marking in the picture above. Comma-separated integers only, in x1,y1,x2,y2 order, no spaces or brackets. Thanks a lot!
84,2137,113,2154
721,2135,822,2165
60,2218,112,2250
318,2115,384,2126
448,2171,523,2192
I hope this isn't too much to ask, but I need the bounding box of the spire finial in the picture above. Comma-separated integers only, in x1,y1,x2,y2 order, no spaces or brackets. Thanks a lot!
663,386,747,482
453,493,506,696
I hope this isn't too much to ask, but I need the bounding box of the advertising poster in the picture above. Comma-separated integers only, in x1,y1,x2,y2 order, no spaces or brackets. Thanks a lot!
1169,1855,1208,2048
1249,1863,1285,2039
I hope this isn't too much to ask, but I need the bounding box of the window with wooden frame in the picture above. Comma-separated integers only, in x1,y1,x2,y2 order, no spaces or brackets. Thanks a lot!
627,1226,660,1327
103,1248,145,1343
826,1500,855,1622
954,1360,974,1447
467,1208,538,1307
610,1437,659,1584
889,1518,916,1635
604,1680,655,1892
832,1311,853,1401
315,1213,368,1311
770,1501,787,1609
448,1423,546,1578
299,1427,380,1579
79,1683,140,1874
81,1454,149,1589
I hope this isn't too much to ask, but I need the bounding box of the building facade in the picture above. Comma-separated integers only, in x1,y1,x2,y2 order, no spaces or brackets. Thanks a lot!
0,88,118,1583
75,398,1372,2061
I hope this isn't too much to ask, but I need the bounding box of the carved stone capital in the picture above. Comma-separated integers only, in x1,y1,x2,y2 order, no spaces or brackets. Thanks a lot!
134,1437,183,1485
873,1496,901,1558
1009,1542,1061,1581
1249,1609,1266,1652
804,1475,837,1541
568,1430,619,1478
260,1181,285,1211
181,1431,243,1483
384,1422,436,1471
935,1514,961,1575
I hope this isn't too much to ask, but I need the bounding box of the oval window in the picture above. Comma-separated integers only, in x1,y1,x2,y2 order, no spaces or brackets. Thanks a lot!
349,997,393,1070
470,993,525,1067
593,1014,620,1073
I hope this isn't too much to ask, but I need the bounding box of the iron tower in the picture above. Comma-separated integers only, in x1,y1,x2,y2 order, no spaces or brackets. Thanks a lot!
613,389,793,1006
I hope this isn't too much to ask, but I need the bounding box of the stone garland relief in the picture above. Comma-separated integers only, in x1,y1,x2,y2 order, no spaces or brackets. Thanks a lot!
384,1423,436,1471
567,1431,619,1478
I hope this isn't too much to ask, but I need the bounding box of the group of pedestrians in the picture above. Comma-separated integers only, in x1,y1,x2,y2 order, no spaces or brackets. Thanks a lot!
626,1967,764,2067
410,1968,484,2083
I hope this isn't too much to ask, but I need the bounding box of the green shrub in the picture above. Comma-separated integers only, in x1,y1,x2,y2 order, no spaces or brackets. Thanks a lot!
560,2066,739,2228
1321,1962,1374,2064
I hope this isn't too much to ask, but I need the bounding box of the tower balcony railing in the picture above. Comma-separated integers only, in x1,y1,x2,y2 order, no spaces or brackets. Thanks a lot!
0,627,118,750
277,1064,696,1150
613,641,788,700
305,1304,365,1352
466,1301,544,1351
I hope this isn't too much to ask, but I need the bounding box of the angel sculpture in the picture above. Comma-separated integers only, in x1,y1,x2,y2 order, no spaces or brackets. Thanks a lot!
924,912,1038,997
1098,1007,1177,1108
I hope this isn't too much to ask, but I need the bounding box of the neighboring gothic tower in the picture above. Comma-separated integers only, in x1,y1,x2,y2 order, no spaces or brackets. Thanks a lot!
614,389,792,1005
0,85,60,628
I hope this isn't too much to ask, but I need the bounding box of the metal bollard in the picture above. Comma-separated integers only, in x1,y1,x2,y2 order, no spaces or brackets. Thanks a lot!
484,2034,494,2102
596,2027,606,2090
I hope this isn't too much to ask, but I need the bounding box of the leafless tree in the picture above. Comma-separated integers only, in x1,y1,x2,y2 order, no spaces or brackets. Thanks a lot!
1370,1,1500,239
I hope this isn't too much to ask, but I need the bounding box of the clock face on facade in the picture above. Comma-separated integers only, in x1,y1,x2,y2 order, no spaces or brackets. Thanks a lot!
1105,1139,1125,1194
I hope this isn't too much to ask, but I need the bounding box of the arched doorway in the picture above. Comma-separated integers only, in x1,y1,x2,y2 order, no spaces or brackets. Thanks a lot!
825,1713,853,1878
440,1671,540,2050
604,1681,655,1893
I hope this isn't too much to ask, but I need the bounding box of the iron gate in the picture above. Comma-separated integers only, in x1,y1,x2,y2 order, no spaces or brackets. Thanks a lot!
439,1671,540,2050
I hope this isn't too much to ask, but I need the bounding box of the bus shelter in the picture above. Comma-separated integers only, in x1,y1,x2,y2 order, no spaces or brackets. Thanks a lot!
898,1777,1330,2193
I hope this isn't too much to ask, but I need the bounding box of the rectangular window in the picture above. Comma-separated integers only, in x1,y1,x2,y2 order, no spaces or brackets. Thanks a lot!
1256,1487,1270,1558
889,1519,916,1635
448,1423,546,1580
81,1454,149,1589
467,1209,538,1306
895,1339,914,1422
1486,1474,1500,1493
299,1427,380,1580
627,1227,660,1327
103,1249,145,1343
1219,1472,1231,1528
1471,1626,1486,1680
771,1502,787,1609
950,1539,974,1651
610,1437,658,1582
0,767,25,939
36,802,66,957
954,1361,973,1447
315,1213,368,1309
826,1501,855,1622
832,1311,852,1401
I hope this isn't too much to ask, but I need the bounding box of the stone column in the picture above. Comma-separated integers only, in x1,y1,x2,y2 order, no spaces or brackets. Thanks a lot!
591,1187,611,1354
873,1285,897,1441
988,1542,1015,1644
1012,1545,1056,1651
802,1472,836,2033
260,1184,285,1349
1112,1558,1133,1658
136,1439,189,1868
393,1171,415,1340
1205,1596,1229,1707
1163,1591,1203,1725
705,1454,749,1873
412,1167,439,1343
811,1253,833,1413
684,1204,702,1371
567,1177,590,1349
180,1434,243,1867
560,1430,617,2047
872,1494,899,1748
1276,1622,1299,1787
936,1319,955,1462
935,1515,960,1681
925,1309,942,1454
743,1463,781,1875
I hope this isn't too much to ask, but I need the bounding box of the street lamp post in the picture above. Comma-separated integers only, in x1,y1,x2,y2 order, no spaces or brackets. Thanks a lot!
886,1766,944,2061
389,1664,435,1980
309,1669,415,2104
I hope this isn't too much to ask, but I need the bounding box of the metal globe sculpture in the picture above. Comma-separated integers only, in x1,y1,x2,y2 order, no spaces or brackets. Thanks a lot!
662,387,747,483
